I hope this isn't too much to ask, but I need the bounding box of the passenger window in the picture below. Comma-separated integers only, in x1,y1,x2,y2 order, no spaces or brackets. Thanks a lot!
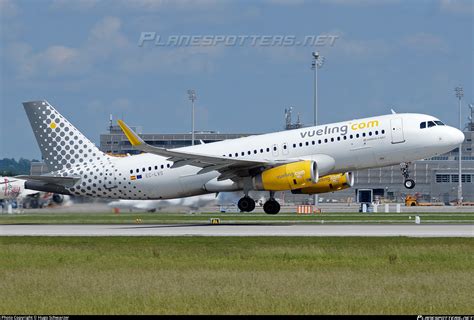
362,133,366,137
229,154,232,157
324,139,328,143
318,140,322,144
381,130,385,134
299,143,303,147
293,144,296,148
375,131,378,135
241,152,245,156
142,168,145,172
356,134,359,138
161,165,164,169
350,135,353,139
167,164,170,168
428,121,436,128
260,149,264,153
330,138,334,142
154,166,158,170
284,145,288,149
136,169,139,173
368,132,372,136
235,153,238,157
343,136,347,140
248,151,251,155
337,136,341,141
130,170,133,174
273,146,277,151
420,122,426,129
267,148,270,152
254,150,257,154
305,141,309,146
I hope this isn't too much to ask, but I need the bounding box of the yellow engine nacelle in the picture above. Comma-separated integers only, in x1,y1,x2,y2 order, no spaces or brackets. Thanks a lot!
291,172,354,195
253,160,318,191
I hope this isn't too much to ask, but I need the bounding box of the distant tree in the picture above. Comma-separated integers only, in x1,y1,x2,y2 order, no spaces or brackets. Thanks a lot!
0,158,40,176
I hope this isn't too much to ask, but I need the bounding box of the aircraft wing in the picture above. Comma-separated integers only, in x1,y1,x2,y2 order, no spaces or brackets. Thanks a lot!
15,175,81,188
117,120,292,180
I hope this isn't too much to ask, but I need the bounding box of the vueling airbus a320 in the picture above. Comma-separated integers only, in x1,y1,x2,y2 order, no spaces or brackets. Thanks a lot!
19,100,464,214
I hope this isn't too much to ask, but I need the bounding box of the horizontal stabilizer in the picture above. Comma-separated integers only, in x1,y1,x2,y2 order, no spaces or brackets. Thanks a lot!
15,175,81,188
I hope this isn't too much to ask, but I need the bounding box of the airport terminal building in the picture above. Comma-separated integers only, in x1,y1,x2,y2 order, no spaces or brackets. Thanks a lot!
31,110,474,204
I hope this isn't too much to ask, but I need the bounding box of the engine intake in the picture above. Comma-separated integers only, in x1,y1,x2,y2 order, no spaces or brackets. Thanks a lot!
253,160,318,191
291,172,354,194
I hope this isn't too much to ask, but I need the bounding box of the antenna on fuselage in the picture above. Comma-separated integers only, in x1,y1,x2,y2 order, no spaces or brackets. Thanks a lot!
391,109,397,114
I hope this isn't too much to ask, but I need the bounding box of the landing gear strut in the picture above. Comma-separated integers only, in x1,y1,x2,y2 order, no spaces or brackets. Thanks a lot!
400,162,415,189
238,196,255,212
263,191,281,215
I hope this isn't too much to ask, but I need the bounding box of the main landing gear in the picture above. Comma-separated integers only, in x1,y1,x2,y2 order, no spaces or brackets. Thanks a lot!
237,191,281,214
238,196,255,212
400,162,416,189
263,191,280,215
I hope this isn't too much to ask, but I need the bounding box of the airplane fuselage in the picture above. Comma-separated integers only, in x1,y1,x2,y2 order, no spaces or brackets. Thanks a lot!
61,113,463,200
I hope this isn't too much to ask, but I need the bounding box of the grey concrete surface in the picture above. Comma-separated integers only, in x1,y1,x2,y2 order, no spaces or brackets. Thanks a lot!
1,224,472,237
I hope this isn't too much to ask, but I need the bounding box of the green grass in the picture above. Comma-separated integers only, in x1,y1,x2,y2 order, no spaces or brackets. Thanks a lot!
1,211,473,225
0,237,472,314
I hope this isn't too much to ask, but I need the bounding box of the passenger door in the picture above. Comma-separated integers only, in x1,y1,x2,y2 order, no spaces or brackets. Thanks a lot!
390,118,405,144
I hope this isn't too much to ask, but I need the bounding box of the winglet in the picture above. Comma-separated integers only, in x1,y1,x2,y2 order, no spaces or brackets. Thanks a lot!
117,120,144,146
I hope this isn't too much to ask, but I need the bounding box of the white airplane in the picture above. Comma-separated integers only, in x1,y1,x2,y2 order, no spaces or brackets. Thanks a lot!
107,191,279,213
0,177,38,200
0,176,71,208
108,193,218,212
18,100,463,214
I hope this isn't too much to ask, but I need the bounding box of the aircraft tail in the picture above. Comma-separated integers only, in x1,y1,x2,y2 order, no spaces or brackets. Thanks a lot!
22,100,108,172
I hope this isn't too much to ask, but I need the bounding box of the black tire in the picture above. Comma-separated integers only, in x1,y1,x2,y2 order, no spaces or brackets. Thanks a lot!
263,200,281,215
404,179,415,189
238,197,255,212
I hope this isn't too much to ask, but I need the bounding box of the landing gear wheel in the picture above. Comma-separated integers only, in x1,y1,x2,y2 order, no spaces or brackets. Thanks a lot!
263,200,281,215
404,179,415,189
238,196,256,212
400,162,416,189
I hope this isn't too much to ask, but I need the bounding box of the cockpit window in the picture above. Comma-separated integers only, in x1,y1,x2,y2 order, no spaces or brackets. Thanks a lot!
435,121,445,126
427,121,436,128
420,122,426,129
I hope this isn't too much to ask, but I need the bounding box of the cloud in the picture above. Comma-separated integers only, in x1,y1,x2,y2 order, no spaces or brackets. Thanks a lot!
319,0,400,6
5,15,226,81
50,0,101,10
264,0,305,5
5,16,129,79
439,0,474,15
0,0,18,17
400,32,449,53
119,0,224,11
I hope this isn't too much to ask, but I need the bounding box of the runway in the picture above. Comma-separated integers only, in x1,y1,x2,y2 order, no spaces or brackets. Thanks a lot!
1,224,472,237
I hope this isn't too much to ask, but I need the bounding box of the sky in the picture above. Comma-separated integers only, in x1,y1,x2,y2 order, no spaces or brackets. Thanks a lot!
0,0,473,159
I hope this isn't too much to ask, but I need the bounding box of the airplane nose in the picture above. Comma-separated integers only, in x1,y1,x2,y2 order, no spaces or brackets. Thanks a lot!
452,128,465,145
448,127,465,146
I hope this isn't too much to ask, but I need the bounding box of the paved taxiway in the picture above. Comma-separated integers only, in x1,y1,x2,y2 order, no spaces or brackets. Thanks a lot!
1,224,472,237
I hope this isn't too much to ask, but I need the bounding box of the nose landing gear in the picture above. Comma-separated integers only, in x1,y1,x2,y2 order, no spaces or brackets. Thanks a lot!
400,162,416,189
